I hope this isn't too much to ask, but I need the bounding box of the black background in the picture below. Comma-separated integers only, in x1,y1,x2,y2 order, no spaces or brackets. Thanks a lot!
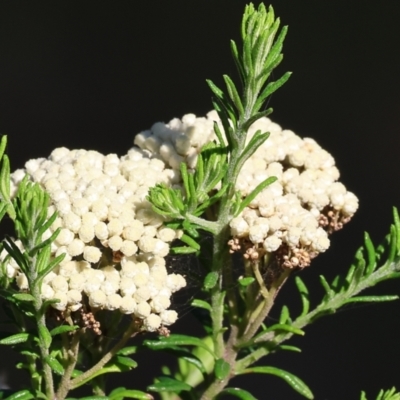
0,1,400,399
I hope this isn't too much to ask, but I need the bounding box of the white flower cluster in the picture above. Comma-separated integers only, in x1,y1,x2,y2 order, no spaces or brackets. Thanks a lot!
134,111,359,269
4,147,187,332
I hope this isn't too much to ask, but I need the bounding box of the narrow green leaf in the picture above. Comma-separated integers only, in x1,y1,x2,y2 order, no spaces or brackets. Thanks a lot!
0,154,11,202
219,387,257,400
235,176,277,216
113,355,138,369
241,109,273,132
279,305,290,324
147,377,192,393
116,346,138,356
319,275,333,298
206,79,224,99
240,366,313,399
3,238,28,273
3,390,35,400
0,135,7,161
295,276,309,316
359,391,367,400
278,345,302,353
204,272,219,290
223,74,244,116
191,299,212,312
230,40,245,83
343,295,398,305
39,325,52,348
214,358,230,380
388,224,397,263
45,356,64,375
12,293,35,302
170,246,197,255
0,333,30,345
74,397,108,400
236,131,270,174
50,325,79,336
144,334,215,358
109,388,153,400
180,234,200,251
364,232,376,275
256,323,304,338
238,277,255,287
37,250,64,278
393,207,400,254
254,72,292,113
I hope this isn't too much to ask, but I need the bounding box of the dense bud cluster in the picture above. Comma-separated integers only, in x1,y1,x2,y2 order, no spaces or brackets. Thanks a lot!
1,111,358,332
4,147,186,331
135,111,359,269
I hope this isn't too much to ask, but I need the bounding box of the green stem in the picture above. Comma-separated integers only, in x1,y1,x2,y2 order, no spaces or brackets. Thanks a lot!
55,329,82,400
69,319,139,390
235,258,400,372
239,269,290,345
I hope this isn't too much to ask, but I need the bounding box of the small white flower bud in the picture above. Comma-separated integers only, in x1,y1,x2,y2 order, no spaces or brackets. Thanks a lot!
119,296,137,314
160,310,178,326
143,314,162,332
51,275,69,293
263,235,282,252
89,290,107,308
52,291,68,311
67,239,85,257
108,235,123,251
68,274,85,291
83,246,102,263
106,294,122,310
135,301,151,318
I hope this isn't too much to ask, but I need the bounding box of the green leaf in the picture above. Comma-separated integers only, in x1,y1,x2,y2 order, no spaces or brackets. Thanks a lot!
12,293,35,302
0,135,7,161
191,299,212,312
279,305,290,324
3,390,35,400
113,355,138,369
238,277,255,287
109,388,153,400
144,334,215,358
180,234,200,251
116,346,138,356
252,324,304,344
295,276,310,316
223,74,244,116
38,325,52,348
74,397,108,400
45,356,64,375
364,232,377,275
203,271,219,290
278,345,302,353
319,275,333,299
50,325,79,336
235,176,277,216
214,358,230,380
0,333,30,345
240,366,313,399
218,388,257,400
170,246,198,255
343,295,398,304
253,71,292,113
148,377,192,393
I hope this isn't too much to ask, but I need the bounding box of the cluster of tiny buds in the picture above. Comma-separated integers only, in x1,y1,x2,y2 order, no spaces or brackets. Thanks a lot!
5,145,188,332
80,309,102,335
133,112,359,271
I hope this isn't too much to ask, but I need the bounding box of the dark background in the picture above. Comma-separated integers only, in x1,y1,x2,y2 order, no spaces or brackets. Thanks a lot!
0,1,399,399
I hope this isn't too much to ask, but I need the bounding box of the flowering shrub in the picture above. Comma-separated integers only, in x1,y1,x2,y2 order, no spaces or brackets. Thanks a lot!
0,4,399,400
